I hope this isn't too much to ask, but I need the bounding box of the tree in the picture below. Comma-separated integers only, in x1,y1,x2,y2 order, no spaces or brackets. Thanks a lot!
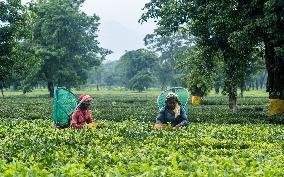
228,0,284,115
144,32,194,89
238,46,266,97
176,46,217,97
129,70,155,92
140,0,284,112
155,60,175,90
101,61,120,87
88,66,103,90
0,0,31,97
116,49,158,89
28,0,111,97
144,32,193,66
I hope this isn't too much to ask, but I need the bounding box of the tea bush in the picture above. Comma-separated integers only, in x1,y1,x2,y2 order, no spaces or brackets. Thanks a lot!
0,92,283,176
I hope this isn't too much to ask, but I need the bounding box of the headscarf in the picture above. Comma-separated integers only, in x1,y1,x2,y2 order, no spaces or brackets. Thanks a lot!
165,92,180,118
79,94,92,103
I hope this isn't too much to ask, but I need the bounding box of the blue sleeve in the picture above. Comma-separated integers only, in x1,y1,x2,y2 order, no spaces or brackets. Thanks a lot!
156,107,165,124
180,107,189,126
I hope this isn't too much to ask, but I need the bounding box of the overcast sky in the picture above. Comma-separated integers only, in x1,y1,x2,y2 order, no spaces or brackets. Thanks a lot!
82,0,156,61
22,0,156,61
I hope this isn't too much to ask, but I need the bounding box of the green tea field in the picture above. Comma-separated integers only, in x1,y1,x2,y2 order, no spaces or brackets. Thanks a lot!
0,90,283,176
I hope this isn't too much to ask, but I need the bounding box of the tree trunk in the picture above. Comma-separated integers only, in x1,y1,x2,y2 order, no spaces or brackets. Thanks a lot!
214,84,220,94
191,87,204,105
264,40,284,99
240,90,244,98
0,81,4,98
228,86,237,112
191,87,204,97
96,83,99,91
48,81,54,97
226,71,238,112
264,39,284,115
223,47,239,112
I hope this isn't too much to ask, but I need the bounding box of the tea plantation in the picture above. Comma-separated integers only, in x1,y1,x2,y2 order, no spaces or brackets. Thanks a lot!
0,90,283,176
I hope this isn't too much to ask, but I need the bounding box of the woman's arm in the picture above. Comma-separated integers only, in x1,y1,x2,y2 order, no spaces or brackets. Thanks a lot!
156,108,165,124
85,110,94,124
70,111,84,129
176,107,189,127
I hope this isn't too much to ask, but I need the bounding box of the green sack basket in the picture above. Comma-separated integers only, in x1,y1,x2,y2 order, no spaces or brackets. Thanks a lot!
157,87,189,114
52,87,79,128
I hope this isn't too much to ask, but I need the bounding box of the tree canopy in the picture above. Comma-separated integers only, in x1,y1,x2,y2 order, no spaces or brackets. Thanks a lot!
115,49,158,91
144,32,194,89
0,0,31,97
26,0,111,96
140,0,284,111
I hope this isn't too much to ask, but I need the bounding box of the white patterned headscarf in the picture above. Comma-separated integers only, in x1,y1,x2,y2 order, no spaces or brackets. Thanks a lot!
166,92,180,118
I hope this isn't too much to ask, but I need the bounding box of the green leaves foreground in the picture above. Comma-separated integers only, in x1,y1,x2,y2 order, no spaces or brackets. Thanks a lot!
0,119,284,176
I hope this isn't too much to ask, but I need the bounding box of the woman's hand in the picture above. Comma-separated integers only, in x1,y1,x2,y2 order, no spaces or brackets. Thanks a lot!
86,122,96,128
173,124,182,129
154,124,168,129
